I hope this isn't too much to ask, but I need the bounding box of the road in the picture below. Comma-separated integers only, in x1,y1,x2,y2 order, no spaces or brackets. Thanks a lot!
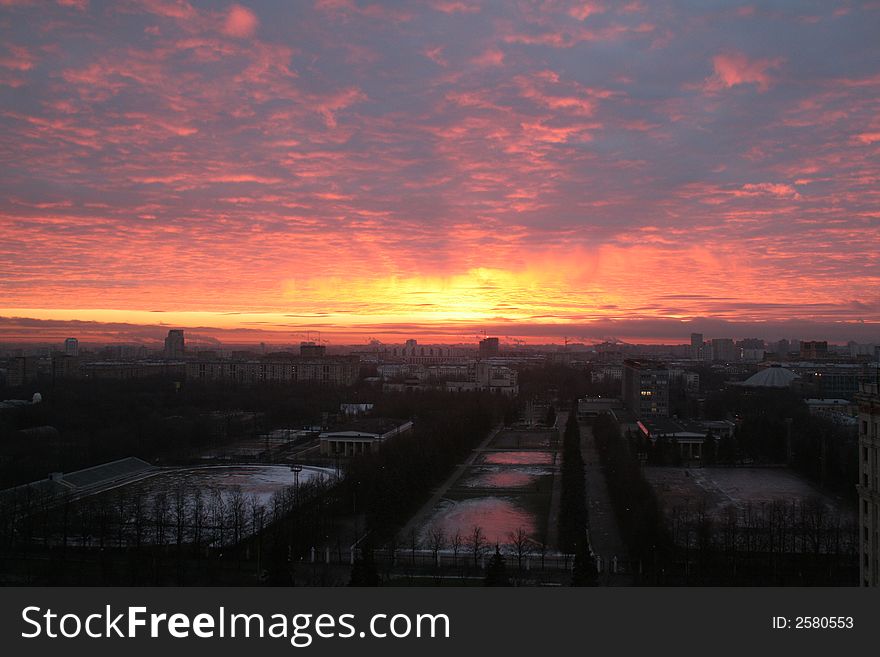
580,420,633,585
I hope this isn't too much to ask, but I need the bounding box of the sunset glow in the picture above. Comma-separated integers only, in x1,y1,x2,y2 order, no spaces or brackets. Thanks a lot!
1,1,879,345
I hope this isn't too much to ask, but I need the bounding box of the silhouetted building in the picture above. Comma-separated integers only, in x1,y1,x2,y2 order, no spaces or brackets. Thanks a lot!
622,359,669,417
711,338,737,362
186,356,359,386
800,340,829,359
51,355,80,381
300,342,326,358
164,329,185,359
7,357,37,387
857,380,880,586
479,337,500,359
690,333,703,360
64,337,78,357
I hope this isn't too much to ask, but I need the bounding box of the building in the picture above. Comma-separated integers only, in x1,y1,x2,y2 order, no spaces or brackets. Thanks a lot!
591,364,623,384
690,333,703,360
805,398,858,418
849,342,879,359
300,342,326,358
7,357,38,387
83,361,186,380
577,396,620,419
340,402,374,416
793,363,870,399
186,356,359,386
446,362,518,396
800,340,829,360
64,337,78,357
51,355,80,381
478,337,500,360
711,338,738,362
858,380,880,586
638,417,736,461
622,359,670,417
164,329,185,359
319,419,413,457
475,360,517,395
389,340,459,364
735,365,798,389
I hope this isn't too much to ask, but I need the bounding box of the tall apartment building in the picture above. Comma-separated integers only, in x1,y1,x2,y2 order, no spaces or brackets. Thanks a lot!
711,338,738,362
164,329,185,359
478,337,500,360
857,379,880,586
690,333,703,360
186,356,359,386
7,356,38,387
64,337,79,357
622,359,670,417
800,340,829,360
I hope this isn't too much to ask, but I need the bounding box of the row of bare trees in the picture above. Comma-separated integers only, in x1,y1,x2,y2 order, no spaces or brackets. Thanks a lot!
0,478,330,552
669,496,858,585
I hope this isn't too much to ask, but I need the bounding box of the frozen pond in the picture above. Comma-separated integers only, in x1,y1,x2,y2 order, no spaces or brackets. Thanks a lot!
480,451,555,466
460,466,553,489
126,465,332,508
80,465,336,547
419,497,535,545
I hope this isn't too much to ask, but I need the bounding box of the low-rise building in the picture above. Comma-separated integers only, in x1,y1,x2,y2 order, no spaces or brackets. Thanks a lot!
319,419,414,457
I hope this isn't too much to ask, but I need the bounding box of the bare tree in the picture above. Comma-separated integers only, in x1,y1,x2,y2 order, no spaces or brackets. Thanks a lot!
466,525,487,569
408,527,420,565
451,529,462,568
191,488,204,550
173,484,187,547
508,526,532,571
153,492,168,546
429,526,446,566
230,487,246,546
132,490,145,548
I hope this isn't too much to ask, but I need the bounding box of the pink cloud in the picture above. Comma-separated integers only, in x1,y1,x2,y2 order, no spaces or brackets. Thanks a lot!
569,3,605,21
704,52,783,92
739,182,802,200
0,45,36,71
431,1,480,13
855,132,880,144
423,46,447,66
222,4,259,38
471,47,505,67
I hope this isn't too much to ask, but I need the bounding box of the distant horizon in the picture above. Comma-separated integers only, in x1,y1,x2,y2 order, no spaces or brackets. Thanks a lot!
1,312,878,350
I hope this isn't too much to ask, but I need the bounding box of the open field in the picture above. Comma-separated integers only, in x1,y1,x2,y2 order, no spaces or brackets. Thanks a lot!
644,466,853,519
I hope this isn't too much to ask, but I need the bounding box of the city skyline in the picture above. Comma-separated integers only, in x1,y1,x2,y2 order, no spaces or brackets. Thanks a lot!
2,1,879,344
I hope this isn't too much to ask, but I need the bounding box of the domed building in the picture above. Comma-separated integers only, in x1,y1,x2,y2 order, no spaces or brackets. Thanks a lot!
737,365,799,388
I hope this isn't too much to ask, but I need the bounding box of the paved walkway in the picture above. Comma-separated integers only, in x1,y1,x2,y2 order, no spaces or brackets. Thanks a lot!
580,421,632,585
397,424,502,542
544,412,565,550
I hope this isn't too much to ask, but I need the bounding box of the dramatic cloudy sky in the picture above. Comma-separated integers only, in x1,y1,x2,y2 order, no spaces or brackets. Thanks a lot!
1,0,878,345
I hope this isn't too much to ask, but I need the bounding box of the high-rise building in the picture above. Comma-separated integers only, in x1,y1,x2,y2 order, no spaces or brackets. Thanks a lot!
64,337,78,357
690,333,703,360
800,340,829,360
622,359,670,417
711,338,737,362
857,379,880,587
776,338,791,357
164,329,185,359
478,337,499,360
7,356,38,387
300,342,326,358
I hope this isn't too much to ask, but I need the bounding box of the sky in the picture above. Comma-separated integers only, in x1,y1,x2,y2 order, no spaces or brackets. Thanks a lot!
1,0,879,346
